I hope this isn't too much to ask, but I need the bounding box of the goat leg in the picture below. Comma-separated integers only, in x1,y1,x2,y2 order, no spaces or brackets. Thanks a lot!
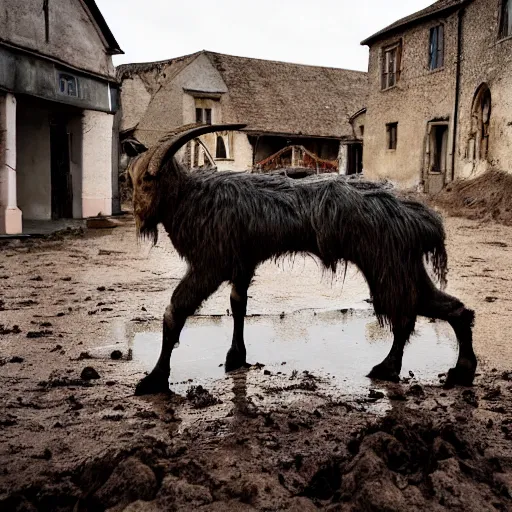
368,318,416,383
226,278,252,372
135,268,223,395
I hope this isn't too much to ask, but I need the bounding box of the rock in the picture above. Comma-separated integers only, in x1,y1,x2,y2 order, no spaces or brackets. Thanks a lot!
157,476,213,509
9,356,24,363
26,330,53,338
94,457,157,509
369,389,385,400
461,389,478,407
356,479,407,512
407,384,425,398
186,385,221,408
81,366,100,380
111,350,123,360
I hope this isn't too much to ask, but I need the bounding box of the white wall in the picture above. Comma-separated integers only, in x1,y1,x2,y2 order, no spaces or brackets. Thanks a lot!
16,101,52,220
82,110,113,217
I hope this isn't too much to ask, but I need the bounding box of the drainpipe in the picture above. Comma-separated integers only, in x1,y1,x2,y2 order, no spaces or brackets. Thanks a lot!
451,6,464,182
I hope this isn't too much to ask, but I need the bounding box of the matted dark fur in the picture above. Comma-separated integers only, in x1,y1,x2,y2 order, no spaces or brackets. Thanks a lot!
128,123,477,396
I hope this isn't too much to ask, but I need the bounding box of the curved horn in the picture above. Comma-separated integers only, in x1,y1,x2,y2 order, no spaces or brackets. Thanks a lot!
147,123,247,176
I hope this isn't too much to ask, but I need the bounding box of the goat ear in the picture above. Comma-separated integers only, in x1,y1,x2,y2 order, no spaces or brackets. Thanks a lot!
147,123,247,176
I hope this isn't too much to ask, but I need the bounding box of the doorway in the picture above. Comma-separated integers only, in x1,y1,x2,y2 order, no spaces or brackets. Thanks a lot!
50,115,73,219
347,143,363,175
425,123,449,194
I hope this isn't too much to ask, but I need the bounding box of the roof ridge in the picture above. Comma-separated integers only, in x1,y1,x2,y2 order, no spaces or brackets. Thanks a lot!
361,0,471,46
204,50,367,74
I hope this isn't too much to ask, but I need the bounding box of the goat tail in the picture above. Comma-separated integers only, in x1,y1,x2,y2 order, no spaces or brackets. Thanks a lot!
404,199,449,290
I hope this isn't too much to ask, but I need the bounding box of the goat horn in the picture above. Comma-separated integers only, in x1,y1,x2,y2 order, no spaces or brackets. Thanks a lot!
147,123,247,176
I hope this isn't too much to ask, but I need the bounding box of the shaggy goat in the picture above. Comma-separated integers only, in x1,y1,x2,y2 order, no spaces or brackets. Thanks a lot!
128,123,476,395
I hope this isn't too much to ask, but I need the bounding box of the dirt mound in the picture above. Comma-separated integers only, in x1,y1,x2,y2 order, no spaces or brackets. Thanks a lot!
4,400,512,512
303,412,512,511
434,170,512,225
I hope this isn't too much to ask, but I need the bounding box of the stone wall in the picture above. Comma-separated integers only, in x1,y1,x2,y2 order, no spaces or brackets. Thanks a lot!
363,0,512,189
363,12,459,188
456,0,512,178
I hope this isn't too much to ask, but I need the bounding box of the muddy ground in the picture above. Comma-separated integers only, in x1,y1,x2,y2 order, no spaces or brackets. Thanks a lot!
2,213,512,511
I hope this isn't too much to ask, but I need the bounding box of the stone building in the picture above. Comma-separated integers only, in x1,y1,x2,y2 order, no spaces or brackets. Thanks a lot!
0,0,123,234
117,51,367,176
360,0,512,192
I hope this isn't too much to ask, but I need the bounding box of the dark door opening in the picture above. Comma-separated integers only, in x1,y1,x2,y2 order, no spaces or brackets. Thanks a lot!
50,116,73,219
426,123,449,194
347,143,363,175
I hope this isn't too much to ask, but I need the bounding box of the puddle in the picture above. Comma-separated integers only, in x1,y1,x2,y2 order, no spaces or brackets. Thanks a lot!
122,309,457,401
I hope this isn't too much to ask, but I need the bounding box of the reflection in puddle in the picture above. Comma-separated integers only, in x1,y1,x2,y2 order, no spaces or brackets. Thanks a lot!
127,309,457,399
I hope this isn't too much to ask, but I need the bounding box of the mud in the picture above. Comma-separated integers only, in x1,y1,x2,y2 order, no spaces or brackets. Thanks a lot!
1,215,512,511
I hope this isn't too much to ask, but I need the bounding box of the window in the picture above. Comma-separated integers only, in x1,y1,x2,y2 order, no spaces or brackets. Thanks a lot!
381,42,402,90
499,0,512,39
195,107,213,124
58,73,78,97
429,25,444,70
359,125,365,137
386,123,398,150
215,136,227,158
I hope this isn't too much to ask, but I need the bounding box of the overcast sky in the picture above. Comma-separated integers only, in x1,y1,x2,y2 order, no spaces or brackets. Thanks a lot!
96,0,435,71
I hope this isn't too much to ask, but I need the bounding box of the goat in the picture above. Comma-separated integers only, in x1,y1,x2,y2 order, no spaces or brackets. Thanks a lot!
127,123,477,395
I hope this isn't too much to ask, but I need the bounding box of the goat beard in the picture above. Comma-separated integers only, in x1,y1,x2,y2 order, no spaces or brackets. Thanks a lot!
136,216,159,245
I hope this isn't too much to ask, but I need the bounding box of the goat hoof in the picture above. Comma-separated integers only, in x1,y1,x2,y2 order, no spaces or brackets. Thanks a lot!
135,369,170,395
225,348,247,373
443,366,475,389
368,363,400,383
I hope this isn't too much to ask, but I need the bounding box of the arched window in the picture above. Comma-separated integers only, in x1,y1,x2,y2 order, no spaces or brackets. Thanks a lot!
216,136,227,159
470,84,492,161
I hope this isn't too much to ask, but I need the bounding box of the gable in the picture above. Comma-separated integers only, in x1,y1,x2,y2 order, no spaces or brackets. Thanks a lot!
0,0,120,78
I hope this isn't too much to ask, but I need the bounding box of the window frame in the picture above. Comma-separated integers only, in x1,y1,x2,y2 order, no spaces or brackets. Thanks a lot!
499,0,512,40
57,73,79,97
195,107,213,125
429,24,445,71
386,122,398,151
381,41,402,90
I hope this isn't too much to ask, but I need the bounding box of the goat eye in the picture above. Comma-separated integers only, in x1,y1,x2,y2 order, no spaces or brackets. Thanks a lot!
142,173,155,182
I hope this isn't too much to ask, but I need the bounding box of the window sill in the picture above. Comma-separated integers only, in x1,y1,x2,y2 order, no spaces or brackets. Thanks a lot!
381,84,399,92
386,149,397,152
214,158,235,162
497,34,512,44
429,66,445,74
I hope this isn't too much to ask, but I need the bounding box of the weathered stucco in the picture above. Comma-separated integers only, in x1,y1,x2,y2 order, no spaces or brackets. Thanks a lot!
0,92,22,234
456,0,512,178
363,13,459,188
119,76,152,132
82,110,113,217
0,0,115,78
362,0,512,189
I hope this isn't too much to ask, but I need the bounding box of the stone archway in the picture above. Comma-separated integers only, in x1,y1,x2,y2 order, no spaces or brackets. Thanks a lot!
470,83,492,162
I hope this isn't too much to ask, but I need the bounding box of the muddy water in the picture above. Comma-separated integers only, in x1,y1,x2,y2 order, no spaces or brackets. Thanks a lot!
113,309,457,399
